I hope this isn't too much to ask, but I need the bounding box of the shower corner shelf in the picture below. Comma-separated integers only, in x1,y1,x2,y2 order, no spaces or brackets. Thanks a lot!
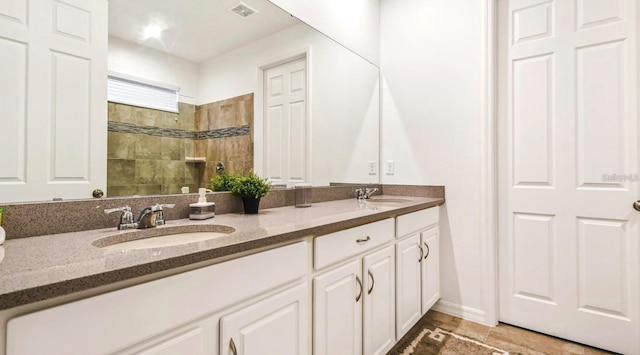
185,157,206,163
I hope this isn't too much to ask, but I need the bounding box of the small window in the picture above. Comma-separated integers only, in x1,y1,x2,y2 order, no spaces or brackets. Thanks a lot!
107,73,179,113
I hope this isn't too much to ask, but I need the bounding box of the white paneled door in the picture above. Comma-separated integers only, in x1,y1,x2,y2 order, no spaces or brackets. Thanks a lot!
0,0,107,203
264,57,307,187
498,0,639,353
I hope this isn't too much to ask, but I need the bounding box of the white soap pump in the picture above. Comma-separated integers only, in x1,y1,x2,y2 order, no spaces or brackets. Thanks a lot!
189,188,215,220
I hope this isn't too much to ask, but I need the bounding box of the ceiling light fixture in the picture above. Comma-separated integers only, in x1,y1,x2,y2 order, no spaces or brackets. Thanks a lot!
142,25,163,39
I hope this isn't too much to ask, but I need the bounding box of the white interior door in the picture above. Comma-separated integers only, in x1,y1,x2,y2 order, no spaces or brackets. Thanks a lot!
0,0,107,203
498,1,639,354
264,57,307,187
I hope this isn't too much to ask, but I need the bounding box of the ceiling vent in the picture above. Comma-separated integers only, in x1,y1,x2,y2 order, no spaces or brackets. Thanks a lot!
229,3,258,19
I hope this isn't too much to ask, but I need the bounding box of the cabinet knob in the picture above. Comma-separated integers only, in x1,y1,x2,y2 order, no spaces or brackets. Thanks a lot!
229,338,238,355
633,201,640,211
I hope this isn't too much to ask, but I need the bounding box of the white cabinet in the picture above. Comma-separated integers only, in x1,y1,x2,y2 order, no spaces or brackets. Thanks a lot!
395,227,440,340
313,217,396,355
362,246,396,355
395,234,423,339
421,227,440,311
7,242,308,355
220,283,308,355
313,245,395,355
395,208,441,340
313,260,362,355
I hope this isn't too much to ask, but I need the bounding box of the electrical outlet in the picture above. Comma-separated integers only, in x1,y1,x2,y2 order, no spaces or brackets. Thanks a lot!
368,161,377,175
385,161,395,175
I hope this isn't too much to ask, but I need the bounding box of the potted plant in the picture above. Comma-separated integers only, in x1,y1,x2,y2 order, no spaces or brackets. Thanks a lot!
210,172,236,192
230,171,272,214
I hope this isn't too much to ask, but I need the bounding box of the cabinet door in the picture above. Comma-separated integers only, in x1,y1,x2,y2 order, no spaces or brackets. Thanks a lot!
421,227,440,312
220,283,308,355
313,260,362,355
363,245,395,355
395,234,422,339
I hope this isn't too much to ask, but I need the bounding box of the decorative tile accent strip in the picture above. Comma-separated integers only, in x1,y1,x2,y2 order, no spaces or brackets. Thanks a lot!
108,121,250,140
193,125,250,140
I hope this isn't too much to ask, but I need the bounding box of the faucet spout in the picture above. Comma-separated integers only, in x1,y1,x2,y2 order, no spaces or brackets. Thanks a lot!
355,187,379,200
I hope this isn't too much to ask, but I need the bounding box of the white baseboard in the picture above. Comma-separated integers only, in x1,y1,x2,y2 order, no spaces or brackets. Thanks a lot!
431,299,488,325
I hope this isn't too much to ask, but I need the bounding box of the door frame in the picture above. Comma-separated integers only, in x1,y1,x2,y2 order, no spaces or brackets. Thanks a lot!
481,0,499,327
254,48,312,185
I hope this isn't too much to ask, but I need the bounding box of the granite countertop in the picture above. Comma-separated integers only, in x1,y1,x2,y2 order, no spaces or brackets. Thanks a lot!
0,195,443,311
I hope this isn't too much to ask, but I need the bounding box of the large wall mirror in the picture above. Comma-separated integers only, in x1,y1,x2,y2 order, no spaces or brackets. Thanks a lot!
106,0,380,197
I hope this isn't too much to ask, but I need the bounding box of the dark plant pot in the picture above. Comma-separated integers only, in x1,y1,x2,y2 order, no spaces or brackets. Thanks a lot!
242,197,261,214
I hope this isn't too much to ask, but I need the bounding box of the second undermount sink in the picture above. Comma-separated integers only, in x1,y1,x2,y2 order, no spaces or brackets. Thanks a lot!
367,198,411,203
94,225,235,250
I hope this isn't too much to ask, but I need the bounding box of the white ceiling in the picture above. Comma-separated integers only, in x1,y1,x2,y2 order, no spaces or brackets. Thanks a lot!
108,0,301,63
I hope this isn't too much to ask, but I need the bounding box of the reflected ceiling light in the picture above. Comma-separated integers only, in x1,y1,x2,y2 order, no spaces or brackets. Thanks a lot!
142,25,163,39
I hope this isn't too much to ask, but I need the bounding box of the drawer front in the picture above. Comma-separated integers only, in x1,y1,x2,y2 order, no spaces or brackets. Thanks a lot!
396,207,439,238
314,218,394,270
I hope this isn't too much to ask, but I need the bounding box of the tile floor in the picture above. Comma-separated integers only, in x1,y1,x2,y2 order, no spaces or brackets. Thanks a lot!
388,310,616,355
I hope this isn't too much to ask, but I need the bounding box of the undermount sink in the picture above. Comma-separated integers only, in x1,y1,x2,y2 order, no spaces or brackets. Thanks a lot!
367,198,411,203
93,225,235,250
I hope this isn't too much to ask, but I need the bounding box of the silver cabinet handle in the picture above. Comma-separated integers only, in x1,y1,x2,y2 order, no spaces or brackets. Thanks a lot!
424,242,430,260
634,201,640,211
418,245,424,262
356,275,363,302
356,236,371,243
230,338,238,355
367,269,375,294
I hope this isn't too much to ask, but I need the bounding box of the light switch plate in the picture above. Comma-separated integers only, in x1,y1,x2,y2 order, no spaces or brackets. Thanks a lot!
385,161,395,175
368,161,377,175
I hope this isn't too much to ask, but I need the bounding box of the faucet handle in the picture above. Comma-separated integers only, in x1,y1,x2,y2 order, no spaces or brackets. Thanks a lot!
104,206,134,225
153,203,176,226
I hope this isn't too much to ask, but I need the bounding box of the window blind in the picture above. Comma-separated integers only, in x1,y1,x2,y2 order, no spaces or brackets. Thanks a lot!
107,74,179,113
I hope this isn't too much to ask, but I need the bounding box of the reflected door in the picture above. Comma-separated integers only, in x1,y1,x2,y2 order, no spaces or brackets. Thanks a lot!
498,0,639,354
264,57,307,187
0,0,107,203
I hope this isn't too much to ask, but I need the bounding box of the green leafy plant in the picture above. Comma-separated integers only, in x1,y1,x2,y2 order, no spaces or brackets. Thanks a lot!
230,171,272,199
210,173,237,192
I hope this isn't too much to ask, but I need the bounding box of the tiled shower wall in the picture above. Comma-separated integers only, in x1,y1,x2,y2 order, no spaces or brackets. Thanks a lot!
195,93,254,186
107,102,199,196
107,94,254,197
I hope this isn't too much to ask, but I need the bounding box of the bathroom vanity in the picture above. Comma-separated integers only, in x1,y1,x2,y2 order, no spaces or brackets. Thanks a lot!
0,195,443,355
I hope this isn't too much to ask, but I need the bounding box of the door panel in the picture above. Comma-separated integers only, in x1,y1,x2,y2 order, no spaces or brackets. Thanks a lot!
264,57,307,187
313,260,362,355
220,283,308,355
498,0,639,353
0,0,107,203
363,246,395,355
395,234,421,339
421,227,440,312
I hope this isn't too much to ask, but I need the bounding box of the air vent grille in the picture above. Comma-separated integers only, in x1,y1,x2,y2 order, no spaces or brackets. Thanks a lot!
230,3,258,18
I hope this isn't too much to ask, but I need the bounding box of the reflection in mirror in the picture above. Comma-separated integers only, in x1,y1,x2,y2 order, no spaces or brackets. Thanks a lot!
106,0,380,197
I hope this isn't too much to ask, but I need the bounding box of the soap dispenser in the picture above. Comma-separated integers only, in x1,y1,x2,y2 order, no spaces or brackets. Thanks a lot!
189,188,215,220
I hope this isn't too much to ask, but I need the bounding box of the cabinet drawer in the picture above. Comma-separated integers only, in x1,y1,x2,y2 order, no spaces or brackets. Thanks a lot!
396,208,438,238
314,218,394,270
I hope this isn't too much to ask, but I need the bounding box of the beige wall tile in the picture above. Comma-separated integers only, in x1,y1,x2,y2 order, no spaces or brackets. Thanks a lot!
108,132,136,160
106,185,136,197
133,106,156,126
161,137,185,161
161,161,185,185
135,160,162,185
135,135,162,160
136,184,162,195
107,159,135,186
219,102,236,128
110,103,135,124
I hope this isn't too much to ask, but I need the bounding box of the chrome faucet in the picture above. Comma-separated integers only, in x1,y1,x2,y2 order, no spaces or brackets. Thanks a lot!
355,187,378,200
105,203,176,230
